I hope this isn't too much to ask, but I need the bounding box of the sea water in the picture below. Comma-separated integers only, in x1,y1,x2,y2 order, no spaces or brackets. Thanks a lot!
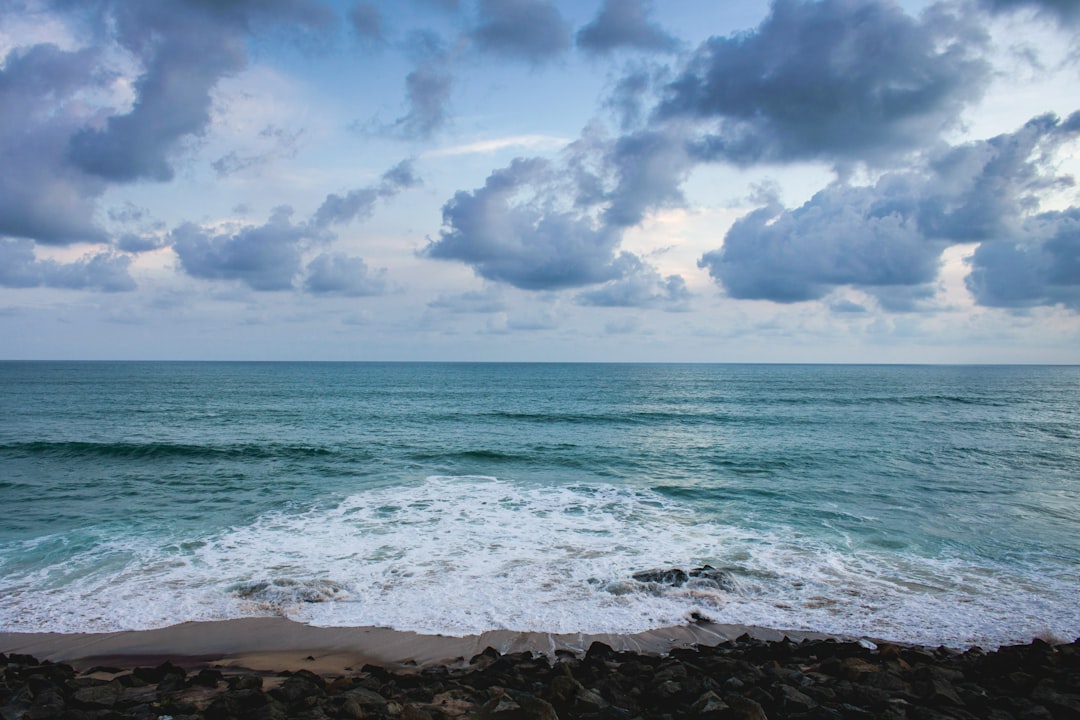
0,361,1077,648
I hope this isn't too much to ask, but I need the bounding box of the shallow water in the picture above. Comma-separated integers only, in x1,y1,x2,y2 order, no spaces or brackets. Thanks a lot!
1,362,1077,647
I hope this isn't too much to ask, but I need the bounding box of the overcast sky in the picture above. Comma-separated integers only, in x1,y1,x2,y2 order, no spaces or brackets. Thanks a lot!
1,0,1078,362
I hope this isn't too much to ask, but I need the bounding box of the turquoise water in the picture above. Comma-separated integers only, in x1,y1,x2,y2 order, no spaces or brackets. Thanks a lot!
1,362,1078,647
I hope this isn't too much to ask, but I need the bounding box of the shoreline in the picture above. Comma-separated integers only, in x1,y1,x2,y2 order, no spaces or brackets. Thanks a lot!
2,622,1077,720
0,617,831,673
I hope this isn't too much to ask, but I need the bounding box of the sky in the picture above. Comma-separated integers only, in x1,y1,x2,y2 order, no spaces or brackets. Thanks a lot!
1,0,1079,362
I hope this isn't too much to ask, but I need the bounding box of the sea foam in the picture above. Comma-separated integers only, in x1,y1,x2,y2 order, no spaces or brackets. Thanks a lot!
1,475,1076,648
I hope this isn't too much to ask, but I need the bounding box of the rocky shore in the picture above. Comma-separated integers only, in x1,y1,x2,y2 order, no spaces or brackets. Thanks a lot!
3,634,1079,720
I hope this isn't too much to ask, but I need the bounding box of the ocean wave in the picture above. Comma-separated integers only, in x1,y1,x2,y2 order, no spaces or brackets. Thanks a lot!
1,476,1077,648
0,440,338,461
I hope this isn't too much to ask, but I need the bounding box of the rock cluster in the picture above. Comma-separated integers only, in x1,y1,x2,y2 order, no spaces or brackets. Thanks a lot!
3,634,1079,719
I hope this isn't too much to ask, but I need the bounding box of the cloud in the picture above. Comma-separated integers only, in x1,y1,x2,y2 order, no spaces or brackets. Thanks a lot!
412,0,460,10
172,158,416,292
349,3,384,44
423,134,569,158
427,287,507,313
423,157,628,290
0,43,108,245
312,159,420,227
658,0,991,165
391,63,454,139
576,256,690,310
211,125,303,178
0,238,135,292
0,0,335,248
303,253,390,296
470,0,571,63
67,7,248,183
576,0,678,54
171,207,308,291
602,128,695,228
981,0,1080,25
966,209,1080,310
698,112,1080,308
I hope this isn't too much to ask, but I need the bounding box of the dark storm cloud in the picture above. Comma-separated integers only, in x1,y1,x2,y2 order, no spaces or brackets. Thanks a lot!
471,0,571,62
171,207,308,291
423,158,629,290
312,159,420,227
657,0,991,165
303,253,389,296
966,209,1080,310
698,112,1080,307
576,0,678,54
0,239,135,292
0,43,107,245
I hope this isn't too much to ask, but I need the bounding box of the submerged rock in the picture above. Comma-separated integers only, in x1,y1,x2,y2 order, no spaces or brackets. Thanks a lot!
631,564,738,591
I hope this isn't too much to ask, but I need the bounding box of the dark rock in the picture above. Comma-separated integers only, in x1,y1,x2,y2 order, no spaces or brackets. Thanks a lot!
690,690,730,719
631,568,689,586
724,693,769,720
191,668,224,688
914,679,964,707
131,662,184,685
72,680,124,708
227,673,264,691
585,641,616,663
478,692,559,720
688,565,739,592
775,683,817,712
273,673,325,705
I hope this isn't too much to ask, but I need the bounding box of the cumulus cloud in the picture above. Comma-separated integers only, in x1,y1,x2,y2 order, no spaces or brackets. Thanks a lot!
424,158,632,290
65,0,334,183
171,207,309,291
576,0,678,54
658,0,991,165
0,0,334,251
470,0,571,62
966,209,1080,310
312,159,420,227
576,256,691,310
0,44,108,245
67,15,246,182
304,253,390,296
698,112,1080,308
0,239,135,292
602,128,695,228
392,63,454,139
172,158,417,292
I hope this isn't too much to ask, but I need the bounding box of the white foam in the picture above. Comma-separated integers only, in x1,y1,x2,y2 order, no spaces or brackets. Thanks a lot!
1,476,1077,647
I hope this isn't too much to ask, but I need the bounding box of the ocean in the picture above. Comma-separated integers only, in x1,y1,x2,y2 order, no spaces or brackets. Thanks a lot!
0,361,1077,649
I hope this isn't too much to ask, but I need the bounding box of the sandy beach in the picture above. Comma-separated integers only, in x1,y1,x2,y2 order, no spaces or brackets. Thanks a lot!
0,617,825,674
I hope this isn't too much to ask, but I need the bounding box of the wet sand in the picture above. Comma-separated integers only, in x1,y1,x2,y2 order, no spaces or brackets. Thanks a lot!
0,617,827,673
